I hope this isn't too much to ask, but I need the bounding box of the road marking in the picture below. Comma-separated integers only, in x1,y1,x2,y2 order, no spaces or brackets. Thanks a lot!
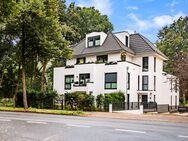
66,124,91,128
178,135,188,138
43,135,57,141
115,129,146,134
0,119,11,122
27,121,47,124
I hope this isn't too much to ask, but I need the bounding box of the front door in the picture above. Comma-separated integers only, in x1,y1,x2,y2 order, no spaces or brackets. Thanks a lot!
142,95,148,108
127,94,130,110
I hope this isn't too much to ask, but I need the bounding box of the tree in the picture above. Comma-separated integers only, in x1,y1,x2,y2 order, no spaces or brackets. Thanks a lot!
157,16,188,101
2,0,71,109
59,2,113,44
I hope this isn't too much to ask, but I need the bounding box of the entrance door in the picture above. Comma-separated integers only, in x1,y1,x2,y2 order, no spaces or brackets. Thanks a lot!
142,95,148,108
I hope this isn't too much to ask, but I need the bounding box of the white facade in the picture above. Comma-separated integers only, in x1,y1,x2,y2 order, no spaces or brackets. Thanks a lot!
53,31,179,107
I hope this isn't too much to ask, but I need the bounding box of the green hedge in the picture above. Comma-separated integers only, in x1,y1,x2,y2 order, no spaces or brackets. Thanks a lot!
96,91,125,110
16,91,57,109
65,91,95,111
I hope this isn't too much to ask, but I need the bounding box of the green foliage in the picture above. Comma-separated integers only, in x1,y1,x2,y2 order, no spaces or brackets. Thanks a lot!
59,2,113,43
96,94,104,110
104,91,125,104
16,90,57,109
157,16,188,73
0,98,14,107
65,91,95,111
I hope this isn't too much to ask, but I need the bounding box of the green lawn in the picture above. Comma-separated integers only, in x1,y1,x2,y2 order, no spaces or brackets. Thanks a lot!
0,107,84,116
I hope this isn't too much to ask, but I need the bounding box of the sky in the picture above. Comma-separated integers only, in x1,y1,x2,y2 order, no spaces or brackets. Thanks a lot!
66,0,188,43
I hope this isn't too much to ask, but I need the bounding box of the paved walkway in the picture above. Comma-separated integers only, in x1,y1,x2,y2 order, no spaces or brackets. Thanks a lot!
86,112,188,123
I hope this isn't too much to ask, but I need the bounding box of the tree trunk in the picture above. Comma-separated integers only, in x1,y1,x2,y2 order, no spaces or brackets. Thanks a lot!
21,19,28,109
21,67,28,109
0,72,4,88
40,61,47,93
13,81,18,108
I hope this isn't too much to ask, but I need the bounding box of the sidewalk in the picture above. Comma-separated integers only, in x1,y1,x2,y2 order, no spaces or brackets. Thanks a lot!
86,112,188,123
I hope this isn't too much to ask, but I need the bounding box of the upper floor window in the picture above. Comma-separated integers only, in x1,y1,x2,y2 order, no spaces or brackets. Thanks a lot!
105,73,117,89
79,73,90,86
88,36,100,47
65,75,74,90
76,57,86,64
125,36,129,47
97,55,108,63
142,75,149,91
154,57,156,72
142,57,148,72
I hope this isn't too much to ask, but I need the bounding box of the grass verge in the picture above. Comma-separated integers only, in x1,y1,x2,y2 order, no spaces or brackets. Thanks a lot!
0,107,84,116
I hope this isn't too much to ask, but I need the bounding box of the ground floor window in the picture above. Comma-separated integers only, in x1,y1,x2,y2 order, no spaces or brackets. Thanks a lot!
65,75,74,90
105,73,117,89
79,73,90,86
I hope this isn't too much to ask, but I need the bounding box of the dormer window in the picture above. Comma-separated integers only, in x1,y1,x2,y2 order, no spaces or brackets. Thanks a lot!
88,36,100,48
125,36,129,47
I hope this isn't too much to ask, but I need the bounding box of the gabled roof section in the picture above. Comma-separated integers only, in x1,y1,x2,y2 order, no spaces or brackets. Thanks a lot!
71,32,135,57
130,33,167,59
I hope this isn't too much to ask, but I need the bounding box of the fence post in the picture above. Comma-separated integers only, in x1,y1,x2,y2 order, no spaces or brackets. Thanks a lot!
109,104,112,113
140,105,143,114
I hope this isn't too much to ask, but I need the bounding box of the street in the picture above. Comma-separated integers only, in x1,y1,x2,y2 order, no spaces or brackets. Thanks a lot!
0,111,188,141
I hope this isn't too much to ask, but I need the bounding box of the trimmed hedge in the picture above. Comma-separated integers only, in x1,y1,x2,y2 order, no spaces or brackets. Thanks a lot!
16,91,57,109
96,91,125,110
65,91,95,111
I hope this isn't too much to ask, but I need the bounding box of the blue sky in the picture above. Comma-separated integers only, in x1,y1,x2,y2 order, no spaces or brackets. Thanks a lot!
66,0,188,42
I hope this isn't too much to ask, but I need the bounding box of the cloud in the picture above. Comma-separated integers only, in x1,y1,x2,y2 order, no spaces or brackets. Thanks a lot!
74,0,112,16
127,11,186,31
152,11,186,27
126,6,139,10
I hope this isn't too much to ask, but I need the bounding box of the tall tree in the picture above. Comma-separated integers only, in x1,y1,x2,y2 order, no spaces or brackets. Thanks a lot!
157,16,188,101
59,2,113,44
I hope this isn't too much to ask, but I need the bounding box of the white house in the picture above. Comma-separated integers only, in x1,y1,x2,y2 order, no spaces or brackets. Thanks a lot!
53,31,179,111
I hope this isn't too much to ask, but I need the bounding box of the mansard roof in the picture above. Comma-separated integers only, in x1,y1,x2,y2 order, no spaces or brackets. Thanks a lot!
71,31,167,59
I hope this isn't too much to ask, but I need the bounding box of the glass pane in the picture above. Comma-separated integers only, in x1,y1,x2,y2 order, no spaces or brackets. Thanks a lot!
105,83,111,89
95,40,100,46
111,83,117,89
105,73,117,83
88,41,93,47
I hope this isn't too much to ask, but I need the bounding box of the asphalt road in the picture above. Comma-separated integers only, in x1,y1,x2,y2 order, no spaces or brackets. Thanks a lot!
0,111,188,141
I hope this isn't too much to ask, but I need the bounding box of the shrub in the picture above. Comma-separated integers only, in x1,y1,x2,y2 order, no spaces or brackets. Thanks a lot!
96,91,125,111
0,98,14,107
65,91,94,111
16,90,57,109
96,94,104,110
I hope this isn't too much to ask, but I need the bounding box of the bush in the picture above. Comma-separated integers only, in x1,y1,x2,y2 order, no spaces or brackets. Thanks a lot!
0,98,14,107
16,90,57,109
65,91,95,111
96,91,125,111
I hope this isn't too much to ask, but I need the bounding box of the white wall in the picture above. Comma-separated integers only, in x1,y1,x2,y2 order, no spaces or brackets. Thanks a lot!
114,31,130,47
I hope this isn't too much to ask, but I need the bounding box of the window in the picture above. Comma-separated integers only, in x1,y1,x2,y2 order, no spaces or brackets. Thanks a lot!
76,57,86,64
142,57,149,72
154,76,156,91
154,57,156,72
138,75,140,90
121,52,126,61
105,73,117,89
97,55,108,63
65,75,74,90
154,95,156,102
127,73,130,90
125,36,129,47
88,36,100,47
79,73,90,86
142,75,149,91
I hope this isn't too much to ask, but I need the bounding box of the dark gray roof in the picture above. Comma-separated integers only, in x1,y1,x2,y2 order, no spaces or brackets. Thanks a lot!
130,34,167,59
71,32,167,59
72,32,135,57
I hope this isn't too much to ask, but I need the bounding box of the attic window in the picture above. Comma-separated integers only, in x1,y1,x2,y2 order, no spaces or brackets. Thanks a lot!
125,36,129,47
88,36,100,47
